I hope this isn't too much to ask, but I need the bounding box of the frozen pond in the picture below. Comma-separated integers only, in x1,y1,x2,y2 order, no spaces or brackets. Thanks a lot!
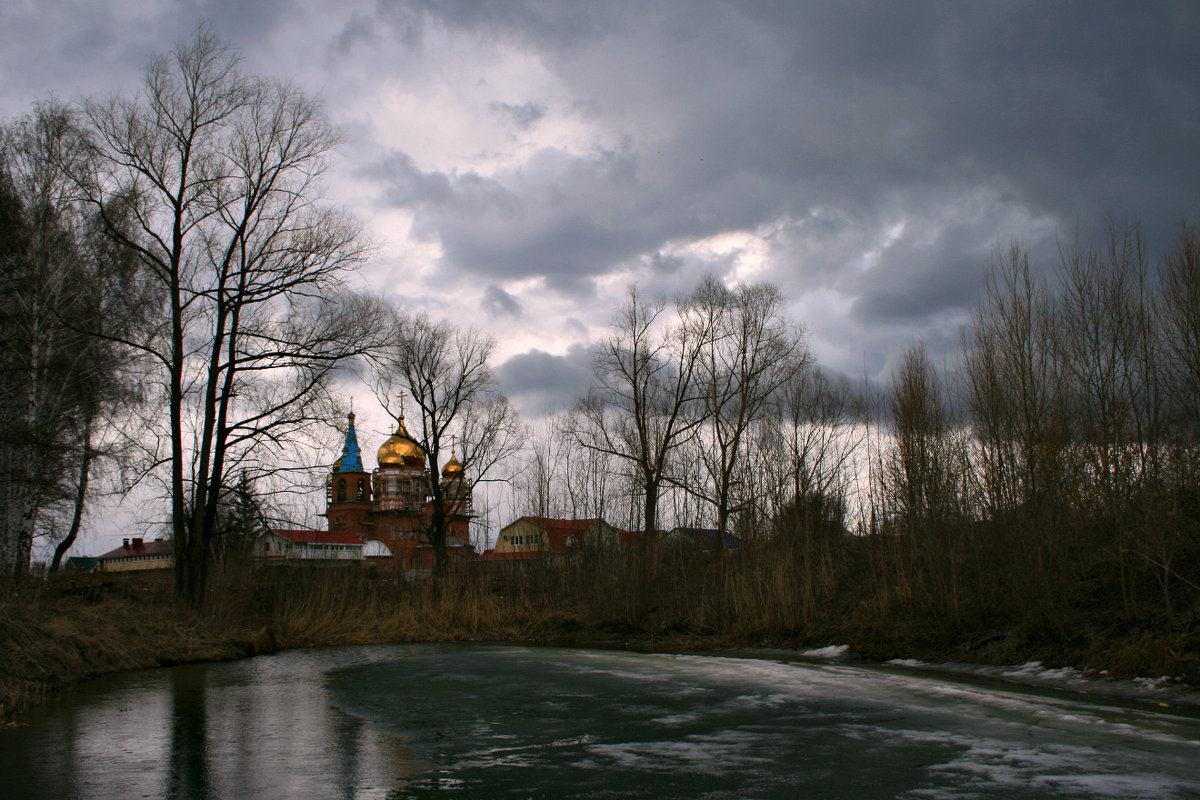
2,643,1199,798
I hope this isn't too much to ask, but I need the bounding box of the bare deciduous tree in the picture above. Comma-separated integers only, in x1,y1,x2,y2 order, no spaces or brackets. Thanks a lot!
886,343,959,527
883,342,972,618
1160,223,1200,435
680,276,807,546
512,414,562,519
961,244,1067,520
370,310,522,579
557,415,616,523
81,30,381,606
1057,221,1161,515
570,286,707,539
770,366,864,539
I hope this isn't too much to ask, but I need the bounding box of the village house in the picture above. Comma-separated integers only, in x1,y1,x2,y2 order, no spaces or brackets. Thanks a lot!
94,537,174,572
254,529,366,563
64,556,99,574
480,517,636,564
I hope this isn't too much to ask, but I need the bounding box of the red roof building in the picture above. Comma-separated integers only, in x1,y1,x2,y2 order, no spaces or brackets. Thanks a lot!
95,537,173,572
480,517,636,562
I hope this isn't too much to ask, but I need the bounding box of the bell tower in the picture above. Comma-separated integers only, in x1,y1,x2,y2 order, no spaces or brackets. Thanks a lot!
326,410,373,534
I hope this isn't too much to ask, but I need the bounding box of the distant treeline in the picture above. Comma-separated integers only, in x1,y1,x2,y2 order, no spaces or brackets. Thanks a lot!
500,220,1200,657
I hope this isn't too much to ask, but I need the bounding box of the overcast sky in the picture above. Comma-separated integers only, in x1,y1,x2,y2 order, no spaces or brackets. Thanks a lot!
4,0,1200,421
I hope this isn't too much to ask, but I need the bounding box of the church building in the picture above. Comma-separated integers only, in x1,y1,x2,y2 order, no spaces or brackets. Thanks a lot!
324,410,476,575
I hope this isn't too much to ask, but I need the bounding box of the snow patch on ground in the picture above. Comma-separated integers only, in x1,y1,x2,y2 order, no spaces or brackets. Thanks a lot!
799,644,851,659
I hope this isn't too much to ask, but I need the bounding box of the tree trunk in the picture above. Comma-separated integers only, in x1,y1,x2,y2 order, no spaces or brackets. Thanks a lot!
50,416,94,574
176,515,210,610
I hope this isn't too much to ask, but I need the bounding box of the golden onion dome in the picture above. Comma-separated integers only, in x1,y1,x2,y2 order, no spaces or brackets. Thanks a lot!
376,416,425,466
442,450,464,478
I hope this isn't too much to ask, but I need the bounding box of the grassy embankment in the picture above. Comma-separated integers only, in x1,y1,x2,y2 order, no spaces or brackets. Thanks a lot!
4,534,1199,724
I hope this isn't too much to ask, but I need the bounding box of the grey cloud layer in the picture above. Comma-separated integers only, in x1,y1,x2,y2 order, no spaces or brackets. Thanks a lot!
359,2,1199,310
494,343,594,414
3,0,1198,406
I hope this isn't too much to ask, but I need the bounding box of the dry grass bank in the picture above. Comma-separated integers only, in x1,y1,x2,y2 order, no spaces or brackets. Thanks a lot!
1,575,251,723
4,551,1198,724
0,567,610,724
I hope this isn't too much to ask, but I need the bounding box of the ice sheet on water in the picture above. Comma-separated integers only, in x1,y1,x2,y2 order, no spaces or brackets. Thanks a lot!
10,642,1200,800
685,650,1200,769
327,644,1200,798
1134,675,1180,690
583,730,769,776
898,739,1189,800
884,657,1198,710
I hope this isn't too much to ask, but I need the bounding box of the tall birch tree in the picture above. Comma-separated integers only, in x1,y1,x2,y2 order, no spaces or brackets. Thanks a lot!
0,104,147,578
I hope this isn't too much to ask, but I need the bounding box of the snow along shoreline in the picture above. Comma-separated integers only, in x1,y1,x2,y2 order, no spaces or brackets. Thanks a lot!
733,644,1200,714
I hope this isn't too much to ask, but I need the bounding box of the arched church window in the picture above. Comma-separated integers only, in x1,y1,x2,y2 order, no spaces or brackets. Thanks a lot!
336,480,346,502
357,479,365,500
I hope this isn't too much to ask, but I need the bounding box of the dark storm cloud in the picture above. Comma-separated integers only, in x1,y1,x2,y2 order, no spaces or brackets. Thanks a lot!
483,284,523,318
360,0,1200,340
185,0,295,43
495,343,594,416
646,252,685,276
376,0,623,51
1,1,302,117
368,151,456,207
849,202,1024,323
330,12,379,58
4,1,1198,381
735,1,1200,239
367,141,719,295
0,3,154,108
489,101,547,130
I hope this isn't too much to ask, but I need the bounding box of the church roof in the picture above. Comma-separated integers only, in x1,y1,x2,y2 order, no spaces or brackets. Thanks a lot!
441,450,464,478
377,415,425,466
335,411,365,473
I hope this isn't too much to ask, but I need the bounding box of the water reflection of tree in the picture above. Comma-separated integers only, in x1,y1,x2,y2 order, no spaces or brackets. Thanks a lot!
167,667,210,800
327,673,426,793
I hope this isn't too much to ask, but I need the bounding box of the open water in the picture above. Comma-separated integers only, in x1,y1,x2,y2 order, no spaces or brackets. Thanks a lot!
2,643,1199,799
